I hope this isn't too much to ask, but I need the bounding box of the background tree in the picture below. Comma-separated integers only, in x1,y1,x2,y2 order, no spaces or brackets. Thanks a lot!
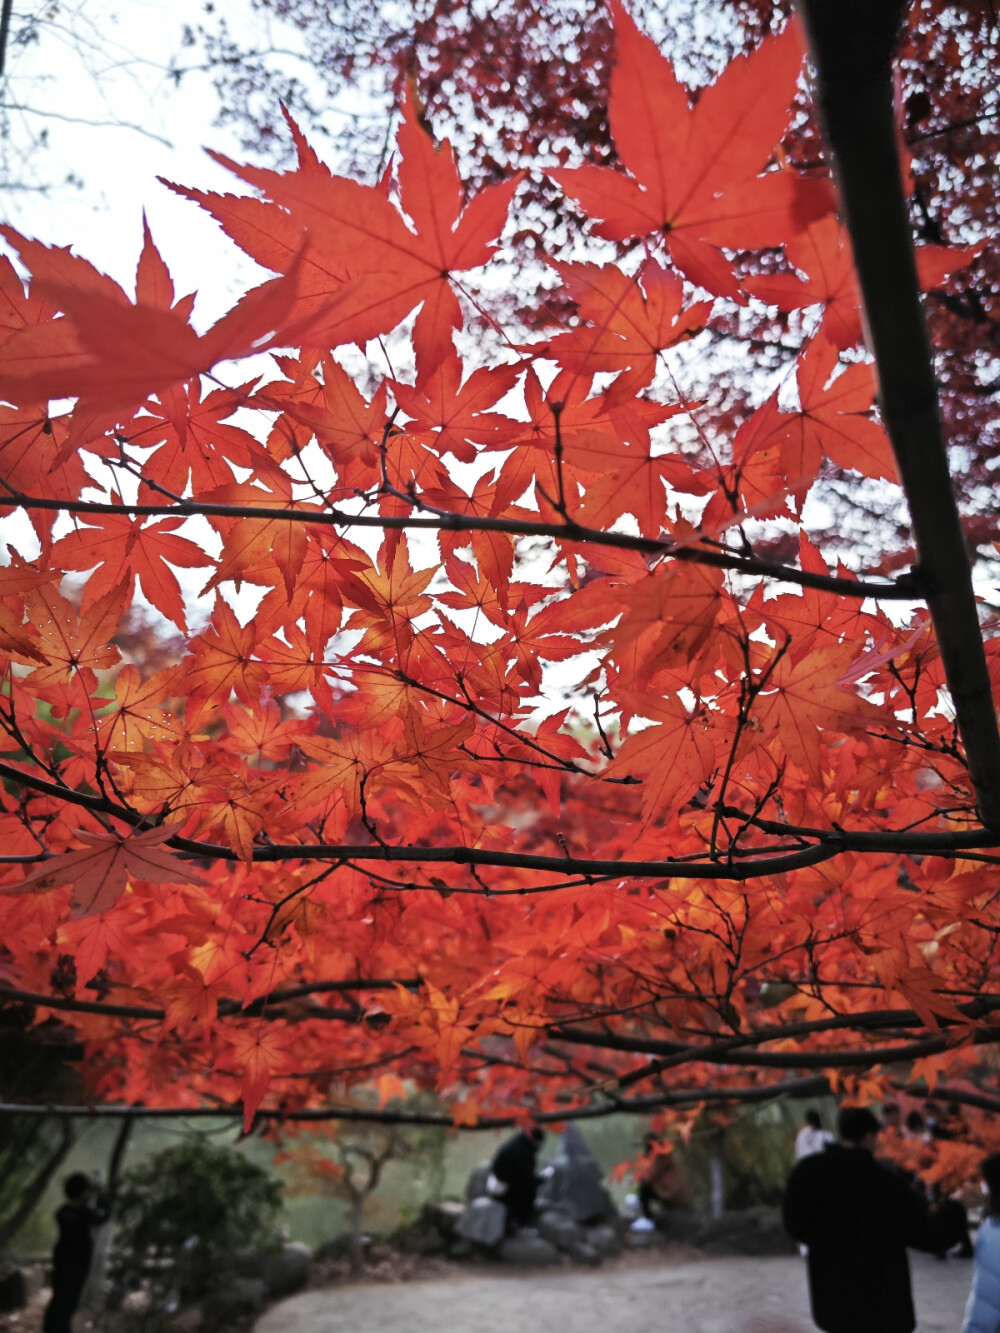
0,1005,81,1252
1,0,1000,1147
187,0,1000,572
276,1118,446,1273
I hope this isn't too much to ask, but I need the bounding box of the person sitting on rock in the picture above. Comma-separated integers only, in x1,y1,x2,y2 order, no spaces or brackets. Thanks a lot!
638,1137,692,1228
43,1172,111,1333
490,1127,545,1230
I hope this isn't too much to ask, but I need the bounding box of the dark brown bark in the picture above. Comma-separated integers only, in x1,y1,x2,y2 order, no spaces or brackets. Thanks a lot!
797,0,1000,827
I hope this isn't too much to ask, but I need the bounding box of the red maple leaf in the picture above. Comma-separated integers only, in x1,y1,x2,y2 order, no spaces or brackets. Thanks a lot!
605,691,717,826
220,1024,297,1130
168,92,519,379
540,259,712,394
551,3,831,297
0,407,89,552
0,222,300,427
7,824,206,917
773,337,898,499
744,214,979,349
51,498,211,633
748,641,884,782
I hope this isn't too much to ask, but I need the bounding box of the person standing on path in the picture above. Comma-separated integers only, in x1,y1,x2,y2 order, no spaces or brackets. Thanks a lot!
961,1153,1000,1332
43,1172,111,1333
782,1105,939,1333
794,1110,834,1161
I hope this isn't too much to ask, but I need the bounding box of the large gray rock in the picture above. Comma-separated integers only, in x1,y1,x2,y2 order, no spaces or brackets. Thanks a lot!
259,1243,311,1297
201,1277,268,1329
0,1266,26,1313
465,1162,492,1202
696,1205,796,1256
396,1200,465,1255
625,1225,669,1249
313,1232,371,1262
455,1196,507,1248
535,1125,618,1224
536,1207,587,1251
584,1223,623,1258
497,1233,562,1266
422,1199,465,1238
396,1224,448,1257
566,1239,602,1266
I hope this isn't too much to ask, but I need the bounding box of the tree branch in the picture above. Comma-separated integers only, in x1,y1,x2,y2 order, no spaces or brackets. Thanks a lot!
797,0,1000,826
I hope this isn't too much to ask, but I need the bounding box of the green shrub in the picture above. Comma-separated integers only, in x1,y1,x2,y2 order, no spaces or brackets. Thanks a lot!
114,1139,282,1302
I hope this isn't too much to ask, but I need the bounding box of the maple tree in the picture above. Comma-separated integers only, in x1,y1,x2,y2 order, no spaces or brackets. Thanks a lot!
2,0,1000,1151
191,0,1000,567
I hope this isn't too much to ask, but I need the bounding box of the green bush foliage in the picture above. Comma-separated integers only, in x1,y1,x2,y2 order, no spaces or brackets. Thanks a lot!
114,1139,282,1300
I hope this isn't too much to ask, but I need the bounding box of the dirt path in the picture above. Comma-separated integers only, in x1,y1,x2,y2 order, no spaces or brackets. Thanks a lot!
255,1250,973,1333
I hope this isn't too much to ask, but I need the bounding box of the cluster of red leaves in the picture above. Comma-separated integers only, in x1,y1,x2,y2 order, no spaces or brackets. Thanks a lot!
0,5,998,1135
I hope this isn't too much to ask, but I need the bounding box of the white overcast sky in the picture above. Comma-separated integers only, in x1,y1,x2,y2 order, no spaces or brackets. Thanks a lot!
2,0,357,317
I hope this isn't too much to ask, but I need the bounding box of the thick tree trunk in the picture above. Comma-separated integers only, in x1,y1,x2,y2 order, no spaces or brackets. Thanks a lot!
796,0,1000,828
348,1199,365,1275
81,1116,133,1310
709,1131,726,1220
0,1117,76,1253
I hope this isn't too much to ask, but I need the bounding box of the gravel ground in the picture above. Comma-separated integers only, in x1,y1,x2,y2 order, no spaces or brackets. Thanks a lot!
254,1249,974,1333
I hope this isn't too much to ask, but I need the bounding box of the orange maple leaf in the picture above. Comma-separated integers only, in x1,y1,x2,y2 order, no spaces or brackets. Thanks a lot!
0,223,300,426
259,356,388,471
450,1096,481,1127
51,499,211,633
6,824,206,917
128,378,268,498
16,578,128,711
744,213,979,349
0,406,89,552
392,353,521,463
551,5,831,296
198,474,317,601
779,337,898,492
748,642,884,782
94,664,183,755
175,598,270,722
542,259,711,394
222,1025,297,1130
169,92,519,379
605,692,717,826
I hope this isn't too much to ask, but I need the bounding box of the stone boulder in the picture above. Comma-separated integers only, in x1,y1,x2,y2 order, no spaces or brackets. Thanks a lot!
396,1201,464,1256
535,1124,618,1225
395,1224,448,1258
0,1266,27,1313
695,1205,796,1256
313,1232,372,1263
422,1200,465,1238
584,1222,623,1259
566,1239,602,1266
536,1206,587,1252
497,1233,562,1266
259,1243,311,1297
455,1196,507,1248
200,1277,268,1329
625,1223,669,1249
465,1162,491,1201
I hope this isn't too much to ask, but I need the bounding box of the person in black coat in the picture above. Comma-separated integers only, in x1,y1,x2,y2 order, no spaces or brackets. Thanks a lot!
43,1172,111,1333
490,1127,544,1229
783,1105,936,1333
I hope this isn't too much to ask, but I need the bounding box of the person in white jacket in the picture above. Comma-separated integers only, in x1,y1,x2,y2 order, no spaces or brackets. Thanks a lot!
962,1154,1000,1333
